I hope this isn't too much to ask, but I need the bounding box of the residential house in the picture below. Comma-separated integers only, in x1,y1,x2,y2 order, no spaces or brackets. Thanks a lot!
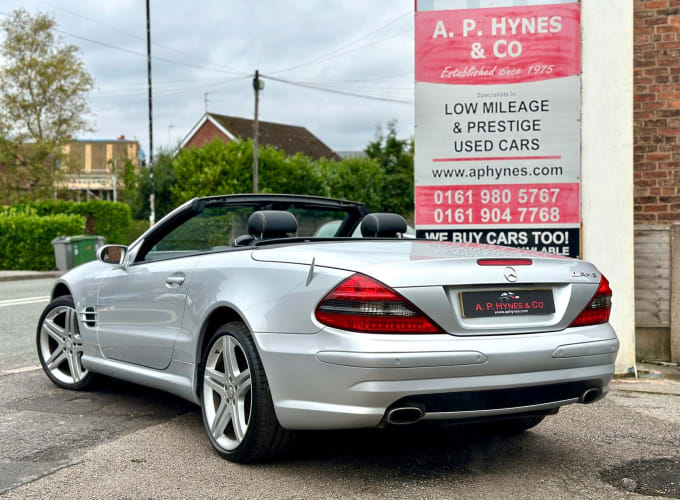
179,113,339,161
59,136,143,200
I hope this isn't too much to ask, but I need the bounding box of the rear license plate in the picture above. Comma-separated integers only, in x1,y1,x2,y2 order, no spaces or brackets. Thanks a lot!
460,289,555,318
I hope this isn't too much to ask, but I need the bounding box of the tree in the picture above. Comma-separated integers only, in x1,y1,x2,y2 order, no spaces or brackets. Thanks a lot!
0,9,94,204
171,138,329,204
365,120,414,217
171,139,253,204
130,151,177,221
320,157,384,211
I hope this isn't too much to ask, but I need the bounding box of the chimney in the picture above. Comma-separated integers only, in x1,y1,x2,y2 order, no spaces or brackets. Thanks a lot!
117,135,126,141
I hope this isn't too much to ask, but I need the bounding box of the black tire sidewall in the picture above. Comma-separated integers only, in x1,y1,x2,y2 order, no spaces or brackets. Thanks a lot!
36,295,94,390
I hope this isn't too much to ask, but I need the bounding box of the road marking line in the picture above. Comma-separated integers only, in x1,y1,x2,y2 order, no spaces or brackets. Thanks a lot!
1,365,41,376
0,296,49,307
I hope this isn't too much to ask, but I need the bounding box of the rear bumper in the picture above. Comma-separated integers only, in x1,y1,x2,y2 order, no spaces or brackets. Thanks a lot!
253,323,618,430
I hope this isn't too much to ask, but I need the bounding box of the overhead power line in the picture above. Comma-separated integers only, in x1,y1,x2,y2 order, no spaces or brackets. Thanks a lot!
269,10,412,75
54,28,247,76
90,76,250,113
38,0,248,75
260,74,412,105
0,11,248,77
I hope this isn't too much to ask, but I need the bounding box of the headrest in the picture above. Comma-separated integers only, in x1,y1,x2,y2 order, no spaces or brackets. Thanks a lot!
248,210,298,239
360,213,407,238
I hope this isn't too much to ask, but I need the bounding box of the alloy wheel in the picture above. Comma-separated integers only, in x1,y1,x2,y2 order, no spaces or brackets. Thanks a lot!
39,305,88,385
203,335,252,450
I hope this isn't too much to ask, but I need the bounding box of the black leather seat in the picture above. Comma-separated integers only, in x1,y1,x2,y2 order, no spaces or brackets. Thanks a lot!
360,213,407,238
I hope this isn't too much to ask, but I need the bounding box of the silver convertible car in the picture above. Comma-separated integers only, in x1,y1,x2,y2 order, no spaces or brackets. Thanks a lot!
36,194,619,462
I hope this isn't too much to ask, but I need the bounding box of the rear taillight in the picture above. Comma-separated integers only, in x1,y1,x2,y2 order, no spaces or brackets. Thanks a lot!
315,273,443,333
569,275,612,327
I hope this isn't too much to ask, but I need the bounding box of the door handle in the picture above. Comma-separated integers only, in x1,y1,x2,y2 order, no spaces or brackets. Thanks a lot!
165,273,185,287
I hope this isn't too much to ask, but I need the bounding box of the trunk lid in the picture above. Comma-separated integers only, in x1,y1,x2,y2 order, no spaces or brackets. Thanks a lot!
253,240,603,334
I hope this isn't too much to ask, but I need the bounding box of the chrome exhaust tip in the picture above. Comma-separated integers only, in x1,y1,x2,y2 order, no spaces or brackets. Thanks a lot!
386,406,425,425
580,387,602,404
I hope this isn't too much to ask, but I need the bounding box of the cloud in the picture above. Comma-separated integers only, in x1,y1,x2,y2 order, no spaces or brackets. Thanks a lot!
9,0,415,155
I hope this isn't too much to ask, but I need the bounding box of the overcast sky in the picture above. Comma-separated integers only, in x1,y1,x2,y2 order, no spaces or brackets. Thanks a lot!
4,0,415,157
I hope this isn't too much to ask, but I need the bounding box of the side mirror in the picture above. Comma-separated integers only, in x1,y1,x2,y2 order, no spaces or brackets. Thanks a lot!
97,244,128,265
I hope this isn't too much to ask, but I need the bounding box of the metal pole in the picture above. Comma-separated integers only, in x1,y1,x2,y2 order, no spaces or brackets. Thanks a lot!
112,159,117,202
252,70,260,193
146,0,155,225
204,92,208,113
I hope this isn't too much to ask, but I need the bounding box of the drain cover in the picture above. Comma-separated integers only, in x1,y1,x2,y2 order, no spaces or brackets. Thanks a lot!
601,457,680,498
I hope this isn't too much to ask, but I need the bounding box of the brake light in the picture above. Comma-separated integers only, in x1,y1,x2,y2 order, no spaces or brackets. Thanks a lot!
315,273,443,333
569,275,612,327
477,259,532,266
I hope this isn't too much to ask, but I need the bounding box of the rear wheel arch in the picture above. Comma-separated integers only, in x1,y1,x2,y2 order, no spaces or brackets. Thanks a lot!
195,305,249,397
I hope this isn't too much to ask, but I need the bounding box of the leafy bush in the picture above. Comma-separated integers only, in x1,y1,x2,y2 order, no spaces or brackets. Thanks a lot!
126,218,150,245
15,200,131,244
0,212,85,270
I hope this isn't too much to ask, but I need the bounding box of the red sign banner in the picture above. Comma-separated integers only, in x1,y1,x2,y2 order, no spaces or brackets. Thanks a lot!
415,4,581,85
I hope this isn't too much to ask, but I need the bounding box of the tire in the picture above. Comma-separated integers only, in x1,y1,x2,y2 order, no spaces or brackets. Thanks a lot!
486,414,546,434
37,295,95,390
199,321,294,463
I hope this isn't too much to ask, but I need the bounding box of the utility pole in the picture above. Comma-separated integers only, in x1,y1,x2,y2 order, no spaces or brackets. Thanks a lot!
204,92,208,113
146,0,155,226
252,69,263,193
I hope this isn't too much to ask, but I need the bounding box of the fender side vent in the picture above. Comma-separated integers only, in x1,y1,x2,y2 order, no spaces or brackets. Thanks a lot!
81,307,97,328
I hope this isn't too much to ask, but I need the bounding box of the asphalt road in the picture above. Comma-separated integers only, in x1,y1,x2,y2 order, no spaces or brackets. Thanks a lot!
1,280,679,498
0,278,54,373
0,370,679,499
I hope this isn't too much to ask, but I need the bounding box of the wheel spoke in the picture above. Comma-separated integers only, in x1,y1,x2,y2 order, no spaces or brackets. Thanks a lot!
204,370,227,396
235,371,251,399
222,337,237,379
231,400,244,441
43,319,65,344
46,347,66,370
66,307,78,338
71,352,84,382
206,366,227,384
66,352,76,379
211,400,231,436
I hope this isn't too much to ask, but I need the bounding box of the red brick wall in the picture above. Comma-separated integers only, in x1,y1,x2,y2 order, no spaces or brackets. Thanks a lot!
184,120,231,149
634,0,680,224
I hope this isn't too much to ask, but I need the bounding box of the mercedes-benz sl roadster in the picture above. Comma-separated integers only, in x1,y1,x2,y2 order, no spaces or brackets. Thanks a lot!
36,194,618,462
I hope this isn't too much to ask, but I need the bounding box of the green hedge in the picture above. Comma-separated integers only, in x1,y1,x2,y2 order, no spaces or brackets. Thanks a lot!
16,200,131,244
0,213,85,270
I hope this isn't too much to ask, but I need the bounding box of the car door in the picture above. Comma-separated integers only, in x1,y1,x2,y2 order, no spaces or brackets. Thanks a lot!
95,202,251,370
97,255,197,370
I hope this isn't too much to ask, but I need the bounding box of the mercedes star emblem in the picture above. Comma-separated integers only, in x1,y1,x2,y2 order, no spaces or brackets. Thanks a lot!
504,267,518,283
